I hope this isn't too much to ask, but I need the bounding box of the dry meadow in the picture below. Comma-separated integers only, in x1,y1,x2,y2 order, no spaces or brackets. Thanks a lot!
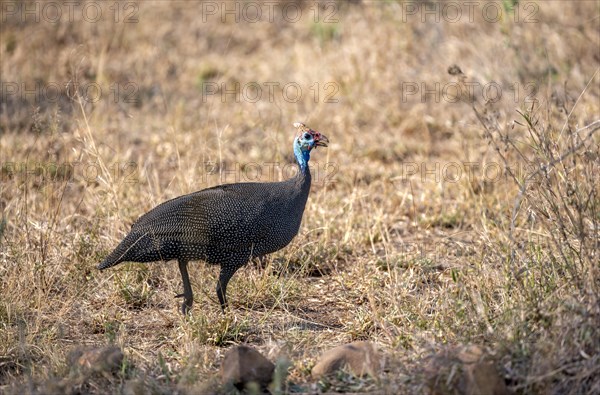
1,1,599,394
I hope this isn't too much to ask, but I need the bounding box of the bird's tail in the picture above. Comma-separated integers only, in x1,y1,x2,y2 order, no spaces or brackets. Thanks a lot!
98,231,166,270
97,232,145,270
98,243,128,270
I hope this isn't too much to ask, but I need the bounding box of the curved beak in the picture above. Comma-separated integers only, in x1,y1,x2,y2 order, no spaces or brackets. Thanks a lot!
315,134,329,148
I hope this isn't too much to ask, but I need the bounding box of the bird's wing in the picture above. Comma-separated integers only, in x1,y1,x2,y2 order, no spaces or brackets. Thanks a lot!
130,183,273,250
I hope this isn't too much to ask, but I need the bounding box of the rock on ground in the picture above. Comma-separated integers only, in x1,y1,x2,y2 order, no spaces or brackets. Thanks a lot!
221,345,275,392
311,341,381,379
68,346,124,374
424,344,509,395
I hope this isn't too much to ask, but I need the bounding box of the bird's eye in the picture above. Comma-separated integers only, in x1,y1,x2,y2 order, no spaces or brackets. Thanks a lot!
303,133,311,139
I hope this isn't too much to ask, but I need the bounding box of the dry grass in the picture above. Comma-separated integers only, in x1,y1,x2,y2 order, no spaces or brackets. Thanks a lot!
1,1,599,394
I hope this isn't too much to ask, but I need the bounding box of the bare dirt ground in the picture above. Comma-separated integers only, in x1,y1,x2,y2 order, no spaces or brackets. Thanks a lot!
1,1,599,394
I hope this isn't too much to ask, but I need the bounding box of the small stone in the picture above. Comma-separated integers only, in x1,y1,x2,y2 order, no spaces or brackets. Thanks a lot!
69,346,124,374
311,341,380,379
220,345,275,391
424,344,509,395
37,378,74,395
123,379,147,395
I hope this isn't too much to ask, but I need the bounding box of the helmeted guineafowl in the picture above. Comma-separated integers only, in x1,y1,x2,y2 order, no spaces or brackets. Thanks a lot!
98,122,329,314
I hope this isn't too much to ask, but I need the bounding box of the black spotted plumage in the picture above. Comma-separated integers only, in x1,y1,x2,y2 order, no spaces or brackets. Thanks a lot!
98,123,328,314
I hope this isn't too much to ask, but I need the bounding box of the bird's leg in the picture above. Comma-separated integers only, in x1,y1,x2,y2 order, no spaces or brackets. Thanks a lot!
216,268,235,313
175,259,193,315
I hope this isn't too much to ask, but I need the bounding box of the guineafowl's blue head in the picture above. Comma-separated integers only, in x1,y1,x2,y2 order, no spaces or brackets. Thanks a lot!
293,122,329,171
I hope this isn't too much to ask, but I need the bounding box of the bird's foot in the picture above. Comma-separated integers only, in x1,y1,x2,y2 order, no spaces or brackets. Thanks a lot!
220,302,228,314
181,299,193,315
175,293,193,315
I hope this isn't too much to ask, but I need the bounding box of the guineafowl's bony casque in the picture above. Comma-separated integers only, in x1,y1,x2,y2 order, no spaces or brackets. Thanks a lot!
98,122,329,314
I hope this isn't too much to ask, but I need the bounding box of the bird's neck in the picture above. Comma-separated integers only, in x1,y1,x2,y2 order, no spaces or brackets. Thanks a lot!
292,140,312,194
293,139,311,175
